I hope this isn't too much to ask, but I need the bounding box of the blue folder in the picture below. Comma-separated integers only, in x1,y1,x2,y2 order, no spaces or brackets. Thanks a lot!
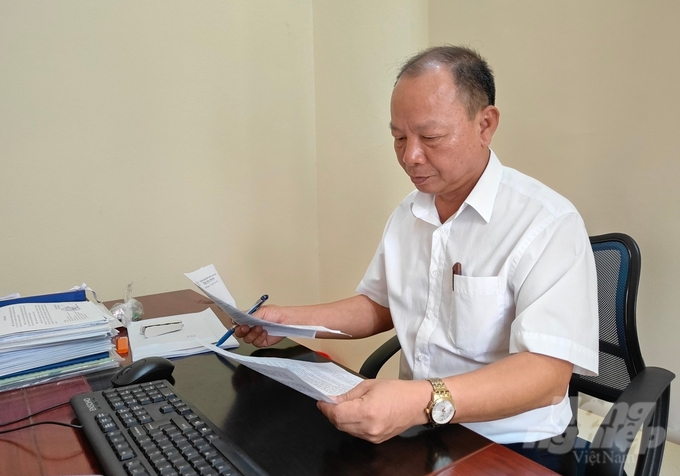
0,289,87,308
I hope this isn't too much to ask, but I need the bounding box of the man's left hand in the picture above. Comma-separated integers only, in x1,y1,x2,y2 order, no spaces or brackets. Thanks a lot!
317,379,431,444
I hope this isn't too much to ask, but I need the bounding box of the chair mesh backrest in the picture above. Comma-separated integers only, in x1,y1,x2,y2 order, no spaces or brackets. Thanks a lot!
571,237,643,402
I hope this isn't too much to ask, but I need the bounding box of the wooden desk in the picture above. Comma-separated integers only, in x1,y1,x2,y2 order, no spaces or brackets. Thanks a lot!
0,290,558,475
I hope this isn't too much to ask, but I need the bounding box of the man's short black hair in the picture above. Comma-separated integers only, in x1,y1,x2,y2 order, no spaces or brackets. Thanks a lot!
397,45,495,119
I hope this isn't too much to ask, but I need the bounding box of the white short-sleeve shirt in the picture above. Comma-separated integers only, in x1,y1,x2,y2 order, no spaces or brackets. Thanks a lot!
356,150,599,444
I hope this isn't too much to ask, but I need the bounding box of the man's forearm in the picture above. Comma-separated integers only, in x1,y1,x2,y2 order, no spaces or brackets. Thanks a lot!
284,294,393,339
443,352,573,424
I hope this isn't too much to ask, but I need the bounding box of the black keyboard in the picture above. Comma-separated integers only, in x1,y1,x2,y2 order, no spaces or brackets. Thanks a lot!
71,380,262,476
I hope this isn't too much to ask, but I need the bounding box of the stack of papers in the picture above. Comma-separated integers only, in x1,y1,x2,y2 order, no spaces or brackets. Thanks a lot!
0,300,120,392
127,308,238,362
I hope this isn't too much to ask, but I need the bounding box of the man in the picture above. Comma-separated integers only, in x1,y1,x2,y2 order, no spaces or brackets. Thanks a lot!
236,46,598,474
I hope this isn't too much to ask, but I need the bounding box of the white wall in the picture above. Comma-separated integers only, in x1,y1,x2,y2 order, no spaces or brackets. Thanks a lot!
429,0,680,443
0,1,320,307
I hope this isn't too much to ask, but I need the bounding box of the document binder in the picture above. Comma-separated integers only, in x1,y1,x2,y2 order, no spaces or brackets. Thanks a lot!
0,289,87,308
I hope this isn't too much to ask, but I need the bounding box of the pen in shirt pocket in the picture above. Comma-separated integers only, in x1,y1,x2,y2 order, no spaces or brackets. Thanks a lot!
452,262,462,291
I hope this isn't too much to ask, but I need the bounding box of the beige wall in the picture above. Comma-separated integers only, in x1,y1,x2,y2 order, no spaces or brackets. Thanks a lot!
306,0,428,375
0,0,426,374
0,1,320,307
429,0,680,442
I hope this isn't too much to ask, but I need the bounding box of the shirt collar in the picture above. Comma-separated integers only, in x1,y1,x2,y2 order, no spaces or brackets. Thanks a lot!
464,149,502,223
411,191,439,225
410,149,503,225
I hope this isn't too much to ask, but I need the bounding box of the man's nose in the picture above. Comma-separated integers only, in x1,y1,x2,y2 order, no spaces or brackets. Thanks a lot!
402,139,425,165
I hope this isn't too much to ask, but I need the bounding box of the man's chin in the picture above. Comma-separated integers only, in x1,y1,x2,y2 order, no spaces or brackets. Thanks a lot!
412,180,438,194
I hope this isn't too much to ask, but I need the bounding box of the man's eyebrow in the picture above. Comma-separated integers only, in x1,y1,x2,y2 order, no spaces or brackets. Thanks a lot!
414,120,447,131
389,121,446,132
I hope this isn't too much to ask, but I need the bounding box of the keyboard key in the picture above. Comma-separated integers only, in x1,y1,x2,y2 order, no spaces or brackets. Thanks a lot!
106,431,126,445
144,419,173,432
123,461,149,476
193,439,210,453
117,447,136,461
160,389,176,399
122,417,138,428
173,458,192,472
154,459,172,472
138,415,153,425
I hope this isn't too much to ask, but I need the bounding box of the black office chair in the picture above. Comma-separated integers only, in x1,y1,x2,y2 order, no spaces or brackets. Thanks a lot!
359,233,674,476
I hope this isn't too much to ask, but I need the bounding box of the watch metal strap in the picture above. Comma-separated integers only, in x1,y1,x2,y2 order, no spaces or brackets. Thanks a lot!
427,377,449,395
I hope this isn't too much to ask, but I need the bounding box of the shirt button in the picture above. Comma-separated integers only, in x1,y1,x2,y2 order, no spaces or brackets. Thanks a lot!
417,354,424,362
432,270,440,277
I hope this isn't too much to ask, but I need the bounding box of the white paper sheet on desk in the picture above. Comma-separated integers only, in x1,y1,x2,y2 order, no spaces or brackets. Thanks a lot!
199,340,363,404
128,309,238,362
186,265,349,338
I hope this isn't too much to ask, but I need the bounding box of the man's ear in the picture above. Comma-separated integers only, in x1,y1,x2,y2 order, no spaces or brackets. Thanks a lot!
478,105,500,147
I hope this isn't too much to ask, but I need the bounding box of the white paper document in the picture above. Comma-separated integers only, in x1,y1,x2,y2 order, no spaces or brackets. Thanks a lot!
0,293,20,301
128,308,238,362
0,301,110,339
186,265,349,338
199,340,363,403
184,264,237,307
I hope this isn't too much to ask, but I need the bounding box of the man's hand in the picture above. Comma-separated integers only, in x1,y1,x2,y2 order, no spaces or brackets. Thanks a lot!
233,305,287,347
232,295,393,347
317,379,431,444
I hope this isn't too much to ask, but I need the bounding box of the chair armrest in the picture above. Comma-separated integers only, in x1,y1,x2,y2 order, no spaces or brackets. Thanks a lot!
586,367,675,476
359,335,401,378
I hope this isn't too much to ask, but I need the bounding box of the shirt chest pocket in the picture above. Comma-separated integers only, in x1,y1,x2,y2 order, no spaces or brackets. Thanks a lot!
447,275,506,355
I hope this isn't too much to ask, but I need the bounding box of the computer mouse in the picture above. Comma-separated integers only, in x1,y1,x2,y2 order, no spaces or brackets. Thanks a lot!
111,356,175,387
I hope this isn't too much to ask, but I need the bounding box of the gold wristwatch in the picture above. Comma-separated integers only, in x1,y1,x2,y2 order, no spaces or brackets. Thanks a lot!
425,378,455,427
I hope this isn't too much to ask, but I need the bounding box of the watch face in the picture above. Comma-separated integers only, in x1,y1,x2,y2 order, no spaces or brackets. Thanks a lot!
432,400,455,424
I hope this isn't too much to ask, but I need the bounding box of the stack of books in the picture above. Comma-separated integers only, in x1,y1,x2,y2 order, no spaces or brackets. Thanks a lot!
0,290,120,392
